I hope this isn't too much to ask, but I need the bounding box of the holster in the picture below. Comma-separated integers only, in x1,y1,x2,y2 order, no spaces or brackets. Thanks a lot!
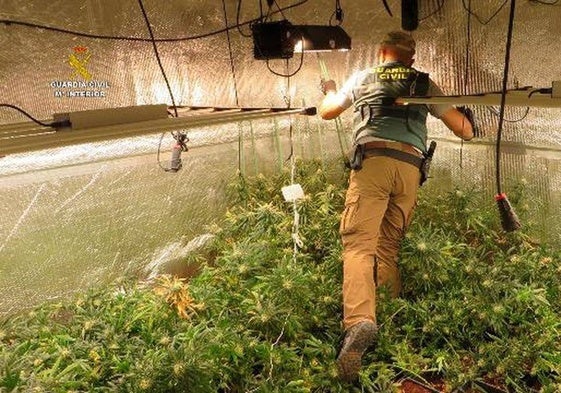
419,141,437,186
345,144,365,170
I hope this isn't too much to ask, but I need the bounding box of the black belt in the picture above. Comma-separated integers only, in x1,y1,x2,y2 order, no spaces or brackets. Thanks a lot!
356,105,424,122
362,147,423,168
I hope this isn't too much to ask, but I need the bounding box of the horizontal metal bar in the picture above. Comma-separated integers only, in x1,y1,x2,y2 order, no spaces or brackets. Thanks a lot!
0,107,312,156
396,91,561,108
0,121,47,134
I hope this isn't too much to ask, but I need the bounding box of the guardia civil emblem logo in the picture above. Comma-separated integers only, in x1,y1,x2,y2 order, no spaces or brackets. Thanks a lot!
68,46,92,81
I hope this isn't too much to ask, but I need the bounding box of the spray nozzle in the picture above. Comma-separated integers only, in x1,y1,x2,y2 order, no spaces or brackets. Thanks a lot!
167,132,189,173
495,193,522,232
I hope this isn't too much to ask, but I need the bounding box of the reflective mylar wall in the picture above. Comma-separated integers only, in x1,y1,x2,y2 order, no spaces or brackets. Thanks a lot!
1,0,560,315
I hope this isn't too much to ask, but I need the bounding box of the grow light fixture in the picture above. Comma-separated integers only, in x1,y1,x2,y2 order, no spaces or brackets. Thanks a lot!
0,105,317,156
292,25,351,53
252,21,351,59
396,85,561,107
252,20,295,60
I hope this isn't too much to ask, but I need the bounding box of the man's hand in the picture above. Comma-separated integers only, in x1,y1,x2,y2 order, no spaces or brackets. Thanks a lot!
318,79,352,120
456,106,480,138
440,107,475,140
320,79,337,95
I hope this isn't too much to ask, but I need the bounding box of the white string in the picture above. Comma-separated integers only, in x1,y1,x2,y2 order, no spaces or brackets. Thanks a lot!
284,63,303,262
290,151,303,261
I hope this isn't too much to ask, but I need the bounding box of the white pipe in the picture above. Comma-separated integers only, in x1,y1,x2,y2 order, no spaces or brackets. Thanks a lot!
0,107,312,156
396,90,561,108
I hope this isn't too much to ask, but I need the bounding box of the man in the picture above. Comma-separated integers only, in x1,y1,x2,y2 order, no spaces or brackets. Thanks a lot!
318,31,474,382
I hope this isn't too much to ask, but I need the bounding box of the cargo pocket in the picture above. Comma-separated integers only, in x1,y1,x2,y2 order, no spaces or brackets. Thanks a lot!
339,194,360,235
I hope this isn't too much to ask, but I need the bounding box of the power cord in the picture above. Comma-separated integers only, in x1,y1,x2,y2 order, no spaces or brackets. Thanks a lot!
458,0,473,169
461,0,508,25
263,0,345,78
0,104,70,128
263,0,306,77
137,0,188,173
249,18,306,77
222,0,241,107
486,87,552,122
281,59,304,260
419,0,445,21
382,0,394,16
265,51,305,77
487,106,529,122
250,1,304,77
329,0,344,25
494,0,522,232
222,0,244,174
137,0,178,117
495,0,515,195
0,0,309,43
236,0,253,37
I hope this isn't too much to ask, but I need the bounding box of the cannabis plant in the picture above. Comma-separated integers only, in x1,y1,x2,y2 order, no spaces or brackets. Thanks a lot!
1,159,560,393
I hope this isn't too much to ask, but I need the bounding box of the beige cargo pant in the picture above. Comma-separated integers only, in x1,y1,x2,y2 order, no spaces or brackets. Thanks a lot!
340,147,421,330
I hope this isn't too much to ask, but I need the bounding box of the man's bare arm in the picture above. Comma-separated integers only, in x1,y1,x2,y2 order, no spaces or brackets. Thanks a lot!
440,107,474,141
318,79,352,120
319,92,348,120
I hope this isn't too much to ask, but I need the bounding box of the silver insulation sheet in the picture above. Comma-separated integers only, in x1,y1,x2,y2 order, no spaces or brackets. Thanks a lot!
1,0,561,315
0,118,345,317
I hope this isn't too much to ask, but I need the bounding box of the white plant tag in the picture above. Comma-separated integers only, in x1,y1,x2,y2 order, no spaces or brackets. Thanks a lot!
281,184,305,202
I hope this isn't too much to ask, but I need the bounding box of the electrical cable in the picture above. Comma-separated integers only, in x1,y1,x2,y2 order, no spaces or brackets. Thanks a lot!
461,0,508,25
222,0,241,107
156,131,171,171
459,0,473,169
463,0,472,113
487,105,530,122
0,0,309,42
263,0,305,77
137,0,185,173
252,25,305,77
382,0,394,16
249,0,306,77
282,59,304,260
249,19,305,78
329,0,344,25
284,58,294,163
236,0,253,37
419,0,445,21
270,0,289,21
262,0,279,22
222,0,243,174
137,0,178,117
264,41,305,77
0,104,69,128
485,87,547,122
0,104,52,127
495,0,516,196
493,0,522,232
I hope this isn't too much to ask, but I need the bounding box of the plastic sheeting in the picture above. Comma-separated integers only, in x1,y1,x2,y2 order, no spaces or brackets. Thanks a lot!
1,0,561,315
